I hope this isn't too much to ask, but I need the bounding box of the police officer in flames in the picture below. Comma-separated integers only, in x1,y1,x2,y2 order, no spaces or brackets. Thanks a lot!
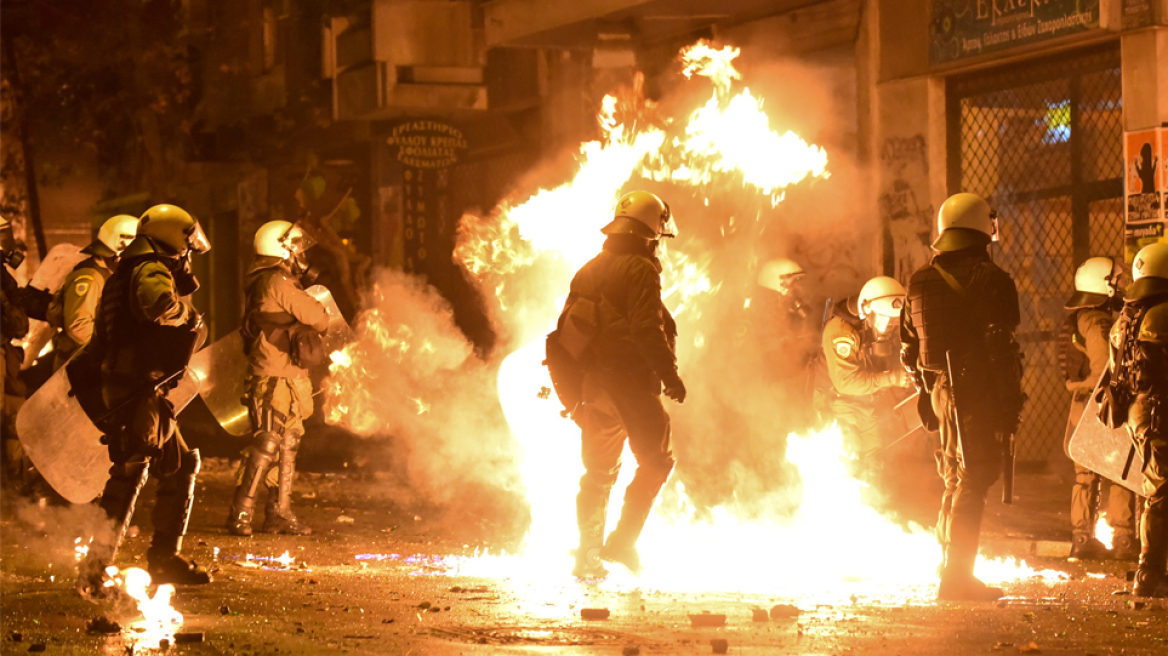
47,215,140,370
226,220,330,537
558,190,685,578
77,204,212,596
901,193,1025,601
1061,257,1137,560
822,276,914,456
1101,242,1168,597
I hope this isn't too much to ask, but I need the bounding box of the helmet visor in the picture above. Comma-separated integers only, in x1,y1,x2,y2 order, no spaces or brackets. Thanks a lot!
187,221,211,254
284,224,316,255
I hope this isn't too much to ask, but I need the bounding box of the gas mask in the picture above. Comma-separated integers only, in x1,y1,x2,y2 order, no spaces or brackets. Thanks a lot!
171,252,201,296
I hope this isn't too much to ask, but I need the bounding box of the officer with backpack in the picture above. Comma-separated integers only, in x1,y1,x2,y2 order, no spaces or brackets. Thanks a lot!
1061,257,1137,560
550,190,686,578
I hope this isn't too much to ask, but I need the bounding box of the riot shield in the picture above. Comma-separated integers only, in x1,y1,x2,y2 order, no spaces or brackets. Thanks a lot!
15,351,203,504
1067,376,1145,495
192,285,350,437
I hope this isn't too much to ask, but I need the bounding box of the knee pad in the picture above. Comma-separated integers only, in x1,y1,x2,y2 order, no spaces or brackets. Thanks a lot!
252,431,281,458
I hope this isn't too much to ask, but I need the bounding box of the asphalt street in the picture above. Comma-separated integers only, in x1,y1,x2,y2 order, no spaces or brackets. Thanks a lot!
2,459,1166,655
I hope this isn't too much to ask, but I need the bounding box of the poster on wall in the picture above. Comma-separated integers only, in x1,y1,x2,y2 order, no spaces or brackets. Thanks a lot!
385,120,468,276
1124,129,1165,262
929,0,1101,65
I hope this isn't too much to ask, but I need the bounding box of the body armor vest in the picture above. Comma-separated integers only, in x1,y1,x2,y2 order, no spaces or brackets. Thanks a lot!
92,254,198,389
906,258,988,371
1058,309,1091,383
1111,296,1168,402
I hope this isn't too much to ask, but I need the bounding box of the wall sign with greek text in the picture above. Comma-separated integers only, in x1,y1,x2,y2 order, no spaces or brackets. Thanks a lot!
930,0,1101,65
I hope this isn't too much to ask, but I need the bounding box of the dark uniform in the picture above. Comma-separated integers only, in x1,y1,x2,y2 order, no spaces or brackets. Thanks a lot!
565,233,683,576
46,243,116,370
1,257,31,485
77,235,208,594
822,298,910,455
1060,302,1137,558
901,242,1023,599
1104,274,1168,596
226,256,329,536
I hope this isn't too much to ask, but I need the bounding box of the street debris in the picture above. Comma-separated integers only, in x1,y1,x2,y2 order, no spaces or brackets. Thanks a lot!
622,647,640,656
174,631,205,644
85,616,121,634
711,638,729,653
690,612,727,628
1019,642,1041,653
751,608,769,622
770,604,801,619
337,515,355,524
580,608,610,620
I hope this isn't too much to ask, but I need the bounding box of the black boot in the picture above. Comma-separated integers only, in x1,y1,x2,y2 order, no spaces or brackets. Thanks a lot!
148,449,210,586
1111,530,1140,561
574,471,612,579
226,432,280,536
601,529,642,574
1070,532,1110,559
1134,501,1168,597
147,540,211,586
77,462,148,601
261,432,311,535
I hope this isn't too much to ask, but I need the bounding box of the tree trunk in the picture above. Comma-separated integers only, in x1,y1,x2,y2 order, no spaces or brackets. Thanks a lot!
2,37,47,259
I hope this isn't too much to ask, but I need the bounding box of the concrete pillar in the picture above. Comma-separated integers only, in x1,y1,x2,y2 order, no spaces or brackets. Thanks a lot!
1121,26,1168,131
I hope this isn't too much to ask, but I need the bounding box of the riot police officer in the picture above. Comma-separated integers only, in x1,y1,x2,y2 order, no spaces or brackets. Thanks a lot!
754,256,819,432
1103,242,1168,597
1061,256,1137,559
560,190,685,578
1,216,31,486
226,220,330,536
46,215,139,370
901,193,1024,601
822,276,913,455
77,204,212,596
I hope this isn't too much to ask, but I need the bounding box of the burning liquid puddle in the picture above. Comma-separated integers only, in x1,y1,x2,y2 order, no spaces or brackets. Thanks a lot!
349,343,1067,607
100,567,183,650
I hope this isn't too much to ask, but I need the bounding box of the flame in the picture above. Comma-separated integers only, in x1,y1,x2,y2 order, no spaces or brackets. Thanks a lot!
325,39,1057,601
104,566,183,648
1095,516,1114,550
74,537,91,562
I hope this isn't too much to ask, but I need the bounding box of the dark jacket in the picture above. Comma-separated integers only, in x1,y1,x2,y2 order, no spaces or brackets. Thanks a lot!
565,235,681,391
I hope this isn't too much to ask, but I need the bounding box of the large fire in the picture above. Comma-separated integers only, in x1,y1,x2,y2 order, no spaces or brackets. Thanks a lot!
326,40,1060,600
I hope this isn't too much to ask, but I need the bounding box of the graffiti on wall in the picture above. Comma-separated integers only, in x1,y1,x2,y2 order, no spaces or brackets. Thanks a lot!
878,134,934,281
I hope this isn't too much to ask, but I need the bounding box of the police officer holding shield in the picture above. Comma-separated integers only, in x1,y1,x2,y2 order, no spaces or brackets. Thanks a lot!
901,193,1024,601
1102,242,1168,597
76,204,212,596
226,220,330,537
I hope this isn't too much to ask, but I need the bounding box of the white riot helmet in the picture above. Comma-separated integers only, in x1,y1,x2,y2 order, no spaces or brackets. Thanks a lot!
933,193,997,252
858,276,905,333
1133,243,1168,281
254,220,314,260
97,214,140,255
1075,257,1121,295
601,191,673,240
757,257,806,295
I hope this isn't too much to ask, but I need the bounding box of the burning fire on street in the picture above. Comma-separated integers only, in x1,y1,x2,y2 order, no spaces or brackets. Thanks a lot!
325,40,1066,603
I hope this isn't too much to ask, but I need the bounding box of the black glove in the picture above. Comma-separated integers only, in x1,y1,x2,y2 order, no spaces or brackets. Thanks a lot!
663,374,686,404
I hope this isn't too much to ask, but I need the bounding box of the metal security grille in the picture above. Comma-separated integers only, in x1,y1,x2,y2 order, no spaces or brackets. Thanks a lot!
947,44,1124,463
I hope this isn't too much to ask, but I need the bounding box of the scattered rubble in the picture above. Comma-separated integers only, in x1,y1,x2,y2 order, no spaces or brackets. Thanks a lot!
85,616,121,634
580,608,610,620
770,604,801,619
751,608,769,622
690,612,726,628
622,646,640,656
174,632,205,644
711,638,729,653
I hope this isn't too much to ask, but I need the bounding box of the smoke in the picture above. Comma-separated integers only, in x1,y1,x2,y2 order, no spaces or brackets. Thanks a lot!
2,497,113,577
322,268,528,536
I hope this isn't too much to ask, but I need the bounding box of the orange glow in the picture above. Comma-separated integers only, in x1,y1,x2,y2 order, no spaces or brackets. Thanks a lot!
324,40,1056,599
